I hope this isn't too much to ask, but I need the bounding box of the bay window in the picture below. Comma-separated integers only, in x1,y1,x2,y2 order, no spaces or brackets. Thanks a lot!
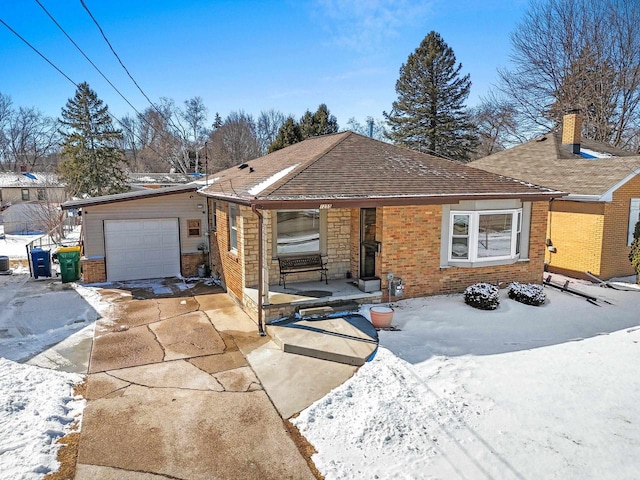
449,209,522,262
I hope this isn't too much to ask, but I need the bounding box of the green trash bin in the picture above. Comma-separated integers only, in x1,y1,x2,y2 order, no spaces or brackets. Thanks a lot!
57,246,81,283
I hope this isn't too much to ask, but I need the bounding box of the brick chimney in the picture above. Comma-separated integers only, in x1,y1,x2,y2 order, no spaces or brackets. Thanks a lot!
562,110,582,154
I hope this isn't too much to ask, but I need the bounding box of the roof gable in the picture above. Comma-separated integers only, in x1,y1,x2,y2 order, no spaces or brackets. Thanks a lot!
470,132,640,197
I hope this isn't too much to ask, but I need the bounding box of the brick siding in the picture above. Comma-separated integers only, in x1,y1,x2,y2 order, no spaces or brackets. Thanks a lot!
81,257,106,283
181,253,207,277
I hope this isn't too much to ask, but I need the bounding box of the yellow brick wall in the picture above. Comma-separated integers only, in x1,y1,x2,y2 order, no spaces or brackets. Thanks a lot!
601,174,640,278
545,204,605,277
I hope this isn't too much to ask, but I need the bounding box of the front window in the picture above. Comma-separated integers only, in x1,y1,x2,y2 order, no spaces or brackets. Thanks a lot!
22,189,29,201
37,189,46,201
276,209,320,255
449,210,522,262
229,204,238,252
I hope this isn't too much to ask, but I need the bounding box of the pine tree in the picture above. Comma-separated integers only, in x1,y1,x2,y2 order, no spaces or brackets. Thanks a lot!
384,31,477,162
59,82,128,196
268,104,338,152
267,116,302,153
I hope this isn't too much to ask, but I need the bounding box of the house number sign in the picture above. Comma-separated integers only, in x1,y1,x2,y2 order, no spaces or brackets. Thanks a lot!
319,204,333,209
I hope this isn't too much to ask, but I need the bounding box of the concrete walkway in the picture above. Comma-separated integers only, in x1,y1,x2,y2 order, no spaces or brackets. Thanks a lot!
77,285,316,480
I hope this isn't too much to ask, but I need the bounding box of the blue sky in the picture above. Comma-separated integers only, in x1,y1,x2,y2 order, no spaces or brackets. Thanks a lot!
0,0,529,127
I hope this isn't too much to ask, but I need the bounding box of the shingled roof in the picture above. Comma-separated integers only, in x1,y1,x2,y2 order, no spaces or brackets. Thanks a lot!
199,131,562,208
470,131,640,199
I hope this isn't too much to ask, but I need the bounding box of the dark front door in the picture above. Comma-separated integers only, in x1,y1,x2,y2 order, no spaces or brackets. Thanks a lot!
360,208,378,278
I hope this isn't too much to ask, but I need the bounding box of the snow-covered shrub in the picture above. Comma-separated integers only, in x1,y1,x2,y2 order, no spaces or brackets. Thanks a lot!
464,282,500,310
508,282,546,306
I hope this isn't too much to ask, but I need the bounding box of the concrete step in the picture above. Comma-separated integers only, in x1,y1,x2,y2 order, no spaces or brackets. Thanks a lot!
268,315,378,366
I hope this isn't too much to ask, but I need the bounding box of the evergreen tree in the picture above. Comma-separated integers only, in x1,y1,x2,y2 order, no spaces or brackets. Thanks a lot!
59,82,128,196
268,104,338,152
267,116,302,153
629,220,640,283
384,31,477,162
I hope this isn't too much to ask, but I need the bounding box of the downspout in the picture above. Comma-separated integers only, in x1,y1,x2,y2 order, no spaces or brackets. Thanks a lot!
252,204,267,336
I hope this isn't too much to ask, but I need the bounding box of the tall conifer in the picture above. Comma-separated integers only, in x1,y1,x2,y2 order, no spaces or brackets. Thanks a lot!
385,31,477,162
59,82,128,196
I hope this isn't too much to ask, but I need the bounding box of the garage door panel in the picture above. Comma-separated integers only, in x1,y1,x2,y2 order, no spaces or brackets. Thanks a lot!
105,219,180,282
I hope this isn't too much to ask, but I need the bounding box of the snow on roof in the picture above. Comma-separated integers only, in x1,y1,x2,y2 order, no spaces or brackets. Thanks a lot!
248,164,299,196
0,173,62,188
580,148,614,159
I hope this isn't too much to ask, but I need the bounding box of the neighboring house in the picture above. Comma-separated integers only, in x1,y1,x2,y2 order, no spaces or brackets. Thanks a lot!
0,172,68,234
0,172,66,206
198,131,562,327
471,113,640,280
128,172,194,190
61,185,209,282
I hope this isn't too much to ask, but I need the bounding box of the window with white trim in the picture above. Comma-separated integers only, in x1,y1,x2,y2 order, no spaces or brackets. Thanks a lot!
228,204,238,252
449,209,522,262
629,198,640,246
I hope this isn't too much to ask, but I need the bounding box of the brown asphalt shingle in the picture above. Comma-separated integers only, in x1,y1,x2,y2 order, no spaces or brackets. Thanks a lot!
200,132,561,203
470,131,640,197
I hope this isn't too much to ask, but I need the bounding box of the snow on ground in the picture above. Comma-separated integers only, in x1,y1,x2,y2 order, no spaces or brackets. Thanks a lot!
0,234,44,259
0,358,84,480
293,277,640,480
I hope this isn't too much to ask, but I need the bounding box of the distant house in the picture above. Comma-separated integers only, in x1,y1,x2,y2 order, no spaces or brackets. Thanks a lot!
471,113,640,280
0,172,65,206
0,172,67,234
128,172,194,190
198,132,561,326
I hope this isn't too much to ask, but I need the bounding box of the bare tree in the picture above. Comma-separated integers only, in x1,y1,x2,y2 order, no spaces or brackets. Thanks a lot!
469,91,526,159
256,109,286,154
0,94,60,172
499,0,640,146
206,111,260,171
345,116,389,141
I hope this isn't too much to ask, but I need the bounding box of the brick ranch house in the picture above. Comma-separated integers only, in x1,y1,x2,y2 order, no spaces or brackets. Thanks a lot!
471,113,640,280
198,132,562,331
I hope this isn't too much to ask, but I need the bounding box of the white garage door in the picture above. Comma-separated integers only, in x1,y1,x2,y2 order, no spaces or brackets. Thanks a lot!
104,218,180,282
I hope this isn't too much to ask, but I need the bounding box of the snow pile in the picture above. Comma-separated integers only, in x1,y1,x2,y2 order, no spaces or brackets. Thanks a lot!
296,283,640,479
464,282,499,310
507,281,546,306
292,348,468,480
0,358,84,479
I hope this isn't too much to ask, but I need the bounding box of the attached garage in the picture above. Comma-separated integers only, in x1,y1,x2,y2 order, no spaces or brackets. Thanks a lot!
104,219,180,281
61,185,209,284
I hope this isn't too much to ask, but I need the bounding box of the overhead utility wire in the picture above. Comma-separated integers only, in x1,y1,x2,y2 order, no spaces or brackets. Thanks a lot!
35,0,178,155
0,15,166,160
79,0,182,133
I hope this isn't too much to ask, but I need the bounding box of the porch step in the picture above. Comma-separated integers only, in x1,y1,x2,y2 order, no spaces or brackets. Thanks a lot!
268,316,378,366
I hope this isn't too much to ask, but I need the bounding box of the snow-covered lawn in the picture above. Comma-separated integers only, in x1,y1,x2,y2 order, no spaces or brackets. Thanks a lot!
0,234,44,259
0,359,84,479
293,277,640,480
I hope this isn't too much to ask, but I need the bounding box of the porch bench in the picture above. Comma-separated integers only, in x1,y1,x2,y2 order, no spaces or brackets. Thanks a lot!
278,254,328,288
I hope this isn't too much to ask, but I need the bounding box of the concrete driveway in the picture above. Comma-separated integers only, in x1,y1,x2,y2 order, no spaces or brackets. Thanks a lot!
77,283,316,480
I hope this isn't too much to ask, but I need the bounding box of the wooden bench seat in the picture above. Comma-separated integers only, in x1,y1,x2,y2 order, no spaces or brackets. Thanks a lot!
278,254,328,288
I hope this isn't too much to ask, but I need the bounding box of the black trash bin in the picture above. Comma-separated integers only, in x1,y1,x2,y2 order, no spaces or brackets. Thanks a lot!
30,248,52,278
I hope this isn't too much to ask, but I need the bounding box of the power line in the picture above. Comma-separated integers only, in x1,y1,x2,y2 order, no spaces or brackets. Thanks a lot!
79,0,181,132
0,15,167,161
35,0,182,164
